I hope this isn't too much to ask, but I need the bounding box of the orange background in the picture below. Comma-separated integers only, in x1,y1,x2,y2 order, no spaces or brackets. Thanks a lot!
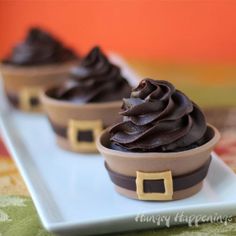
1,0,236,63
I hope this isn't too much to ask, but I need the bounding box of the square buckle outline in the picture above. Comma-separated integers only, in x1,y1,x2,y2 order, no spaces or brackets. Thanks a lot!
19,87,41,111
67,119,102,152
136,170,173,201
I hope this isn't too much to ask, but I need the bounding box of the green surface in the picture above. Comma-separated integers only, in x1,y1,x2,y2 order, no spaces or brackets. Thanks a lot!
0,196,236,236
0,196,51,236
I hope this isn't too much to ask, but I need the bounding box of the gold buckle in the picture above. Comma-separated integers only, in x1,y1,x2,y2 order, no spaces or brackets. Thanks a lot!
67,119,102,152
136,170,173,201
19,87,41,111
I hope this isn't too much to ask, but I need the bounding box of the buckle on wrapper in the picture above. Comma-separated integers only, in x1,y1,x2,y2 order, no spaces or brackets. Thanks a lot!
136,170,173,201
19,87,41,111
67,120,102,152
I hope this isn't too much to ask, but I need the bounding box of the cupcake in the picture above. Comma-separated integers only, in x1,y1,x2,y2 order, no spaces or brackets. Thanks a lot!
0,27,79,112
97,79,220,201
41,46,131,153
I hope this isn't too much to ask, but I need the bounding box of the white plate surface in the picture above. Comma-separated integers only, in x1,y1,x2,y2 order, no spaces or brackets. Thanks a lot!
0,55,236,235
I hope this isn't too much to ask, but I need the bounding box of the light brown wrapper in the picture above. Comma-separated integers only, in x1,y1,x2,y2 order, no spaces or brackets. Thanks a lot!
0,61,78,111
41,88,123,153
96,125,220,201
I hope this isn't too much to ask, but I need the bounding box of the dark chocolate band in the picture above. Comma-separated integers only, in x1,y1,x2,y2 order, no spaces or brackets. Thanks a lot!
49,119,67,138
6,93,19,108
48,119,102,143
105,156,211,193
6,92,40,108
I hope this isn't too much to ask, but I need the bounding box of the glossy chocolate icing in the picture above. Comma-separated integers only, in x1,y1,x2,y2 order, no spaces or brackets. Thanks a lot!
2,28,77,66
50,46,131,104
110,79,208,152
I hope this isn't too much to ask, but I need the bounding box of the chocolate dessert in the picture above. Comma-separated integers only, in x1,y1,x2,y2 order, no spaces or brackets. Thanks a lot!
0,27,78,112
96,78,220,201
41,46,131,153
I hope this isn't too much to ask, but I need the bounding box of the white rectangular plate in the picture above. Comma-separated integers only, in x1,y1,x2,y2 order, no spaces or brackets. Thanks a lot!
0,55,236,235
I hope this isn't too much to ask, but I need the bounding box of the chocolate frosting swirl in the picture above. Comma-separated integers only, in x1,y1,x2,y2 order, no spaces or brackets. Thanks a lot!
51,46,131,104
2,28,77,66
110,79,208,152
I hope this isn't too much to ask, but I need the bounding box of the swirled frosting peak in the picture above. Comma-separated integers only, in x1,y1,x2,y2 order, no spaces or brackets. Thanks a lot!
2,27,77,66
110,79,208,152
51,46,131,103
